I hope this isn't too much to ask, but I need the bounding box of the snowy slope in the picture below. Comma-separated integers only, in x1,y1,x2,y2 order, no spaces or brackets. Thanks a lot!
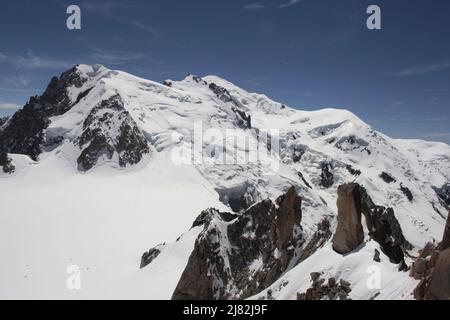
0,64,448,299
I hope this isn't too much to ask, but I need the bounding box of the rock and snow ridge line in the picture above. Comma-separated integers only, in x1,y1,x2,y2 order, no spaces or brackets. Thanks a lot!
0,64,449,300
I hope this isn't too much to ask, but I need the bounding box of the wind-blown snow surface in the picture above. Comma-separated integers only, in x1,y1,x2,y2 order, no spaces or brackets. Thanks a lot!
0,65,449,299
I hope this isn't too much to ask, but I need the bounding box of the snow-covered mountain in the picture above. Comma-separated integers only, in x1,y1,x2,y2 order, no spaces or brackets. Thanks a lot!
0,64,449,300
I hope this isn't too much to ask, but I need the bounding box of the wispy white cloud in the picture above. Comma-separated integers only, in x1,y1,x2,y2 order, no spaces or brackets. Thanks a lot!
279,0,302,9
243,3,267,11
82,1,158,36
88,47,145,65
0,87,38,93
127,20,158,36
0,103,21,110
82,1,138,18
372,117,448,122
420,132,450,139
0,50,72,70
389,61,450,76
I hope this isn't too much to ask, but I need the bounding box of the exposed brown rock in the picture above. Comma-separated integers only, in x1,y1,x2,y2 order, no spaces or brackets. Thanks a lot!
296,272,352,300
425,249,450,300
411,214,450,300
332,183,364,254
439,213,450,250
332,183,411,265
171,187,304,300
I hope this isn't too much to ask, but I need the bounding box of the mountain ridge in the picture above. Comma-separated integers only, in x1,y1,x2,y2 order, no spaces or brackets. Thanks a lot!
0,64,449,299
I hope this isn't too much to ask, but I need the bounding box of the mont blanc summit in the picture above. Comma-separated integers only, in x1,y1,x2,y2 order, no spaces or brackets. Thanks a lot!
0,65,449,300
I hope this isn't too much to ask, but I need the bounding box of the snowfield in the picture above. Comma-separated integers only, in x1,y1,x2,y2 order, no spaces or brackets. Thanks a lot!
0,64,449,299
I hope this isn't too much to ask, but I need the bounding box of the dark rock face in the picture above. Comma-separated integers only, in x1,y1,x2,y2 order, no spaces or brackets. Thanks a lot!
359,187,412,263
140,247,162,269
380,172,396,184
332,183,411,263
216,183,260,213
320,162,334,188
0,153,15,174
208,83,233,103
367,207,408,264
296,273,352,300
400,184,413,202
292,146,306,163
76,95,150,171
334,135,369,153
0,65,87,161
346,164,361,176
298,218,332,262
163,80,172,87
373,249,381,262
297,171,312,189
172,187,304,300
208,82,251,129
0,116,9,127
433,184,450,208
332,183,364,254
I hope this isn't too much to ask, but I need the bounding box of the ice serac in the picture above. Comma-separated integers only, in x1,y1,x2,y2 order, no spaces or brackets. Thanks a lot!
0,65,87,161
76,94,150,171
332,183,364,254
171,187,303,300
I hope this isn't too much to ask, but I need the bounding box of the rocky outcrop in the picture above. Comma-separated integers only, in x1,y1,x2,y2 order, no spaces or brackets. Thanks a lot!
297,171,312,189
440,213,450,250
0,153,15,174
412,245,450,300
140,247,162,269
0,116,9,127
0,65,87,161
332,183,411,264
380,172,396,184
346,164,361,176
171,187,304,300
298,218,332,262
296,273,352,300
433,184,450,208
373,249,381,262
208,82,251,129
76,95,150,171
332,183,364,254
425,249,450,300
216,183,261,213
411,213,450,300
320,162,334,188
208,82,233,103
400,184,413,202
359,187,412,263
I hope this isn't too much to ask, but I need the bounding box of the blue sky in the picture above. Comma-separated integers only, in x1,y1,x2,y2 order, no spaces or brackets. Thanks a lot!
0,0,449,143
